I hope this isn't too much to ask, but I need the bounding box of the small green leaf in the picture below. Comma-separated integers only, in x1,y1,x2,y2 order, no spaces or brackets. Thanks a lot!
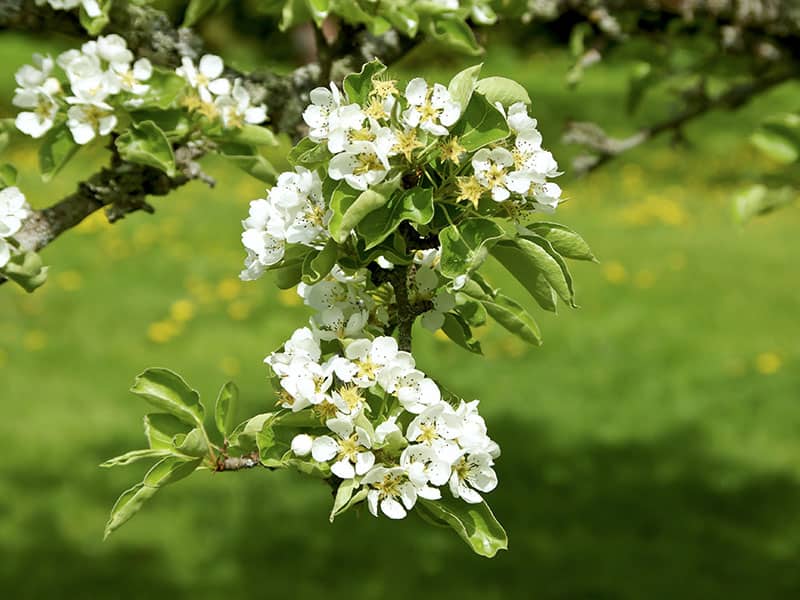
426,17,482,55
100,449,174,468
441,313,482,354
516,235,576,307
357,187,434,249
525,222,596,262
301,239,338,284
104,456,201,538
134,70,187,110
130,368,204,427
39,124,80,182
144,413,192,450
475,76,531,107
460,280,542,345
751,113,800,164
116,121,176,176
330,188,390,243
330,478,369,521
438,217,505,278
1,251,49,293
448,64,482,110
416,497,508,558
343,59,387,105
229,412,275,453
218,142,278,184
490,241,559,312
183,0,227,26
174,428,209,458
451,93,510,152
215,381,239,438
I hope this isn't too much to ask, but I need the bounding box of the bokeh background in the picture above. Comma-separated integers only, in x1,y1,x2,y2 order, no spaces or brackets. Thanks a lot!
2,15,800,600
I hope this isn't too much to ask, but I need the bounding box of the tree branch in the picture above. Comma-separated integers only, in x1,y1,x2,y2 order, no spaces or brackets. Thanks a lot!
564,66,798,174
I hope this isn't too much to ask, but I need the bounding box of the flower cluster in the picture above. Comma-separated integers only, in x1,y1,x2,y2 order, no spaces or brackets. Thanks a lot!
13,43,266,146
460,102,562,212
240,167,328,281
13,35,152,143
0,187,32,268
267,327,500,518
176,54,266,129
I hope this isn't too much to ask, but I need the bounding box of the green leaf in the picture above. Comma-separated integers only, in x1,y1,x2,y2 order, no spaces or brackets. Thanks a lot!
733,184,797,223
1,251,49,293
329,478,369,521
280,0,313,30
143,413,192,450
516,235,576,307
357,187,434,249
79,0,111,35
426,17,482,55
116,121,176,176
39,124,80,182
130,368,204,427
288,137,330,168
305,0,330,25
460,281,542,345
343,59,387,105
451,92,510,152
490,241,559,312
229,412,275,453
100,449,174,468
104,456,202,539
215,381,239,438
218,142,278,184
751,113,800,164
441,313,482,354
448,64,483,112
525,222,596,262
0,163,17,186
129,109,192,140
475,76,531,107
301,239,338,284
0,118,13,153
212,125,277,147
384,5,419,36
438,217,505,278
134,70,187,110
326,177,399,243
174,428,209,458
416,497,507,558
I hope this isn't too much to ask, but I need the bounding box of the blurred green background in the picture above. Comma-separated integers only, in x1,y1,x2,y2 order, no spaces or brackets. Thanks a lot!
2,22,800,600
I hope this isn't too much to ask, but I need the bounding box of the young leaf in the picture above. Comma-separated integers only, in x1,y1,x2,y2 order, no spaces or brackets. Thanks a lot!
330,188,390,244
104,456,202,539
218,142,278,184
212,124,277,147
438,217,505,278
301,239,338,284
144,413,193,450
0,163,17,186
39,124,80,182
459,281,542,345
130,368,204,427
357,187,435,249
416,497,508,558
79,0,111,35
475,76,532,106
524,222,597,262
448,64,483,111
426,18,482,56
516,235,576,307
1,251,49,293
174,428,210,458
451,92,510,152
343,59,387,105
490,241,559,312
288,137,331,168
441,313,483,354
215,381,239,437
100,449,174,468
116,121,176,176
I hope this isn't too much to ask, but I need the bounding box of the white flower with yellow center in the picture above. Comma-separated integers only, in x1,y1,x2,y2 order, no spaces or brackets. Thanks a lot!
13,83,60,138
406,402,462,462
65,102,117,144
339,336,404,388
311,417,375,479
449,451,498,504
402,78,461,137
265,327,321,376
392,369,441,414
327,122,397,191
111,58,153,96
216,79,267,129
299,278,370,341
176,54,231,103
400,444,451,500
454,400,501,458
278,357,335,411
240,198,286,269
362,465,418,519
472,147,517,202
303,83,364,151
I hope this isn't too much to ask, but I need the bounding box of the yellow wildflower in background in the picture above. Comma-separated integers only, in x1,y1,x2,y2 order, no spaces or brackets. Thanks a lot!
602,261,628,284
23,330,47,351
755,352,782,375
56,270,83,292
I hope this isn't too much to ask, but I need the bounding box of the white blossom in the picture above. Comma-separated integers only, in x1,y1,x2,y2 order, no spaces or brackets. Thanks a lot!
291,434,313,457
0,187,31,239
327,122,397,191
217,79,267,128
449,451,498,504
302,83,364,150
362,466,418,519
406,402,462,463
402,78,461,137
311,417,375,479
176,54,231,103
472,147,517,202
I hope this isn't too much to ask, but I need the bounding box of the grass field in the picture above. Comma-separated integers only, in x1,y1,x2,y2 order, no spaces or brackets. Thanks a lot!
1,29,799,599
